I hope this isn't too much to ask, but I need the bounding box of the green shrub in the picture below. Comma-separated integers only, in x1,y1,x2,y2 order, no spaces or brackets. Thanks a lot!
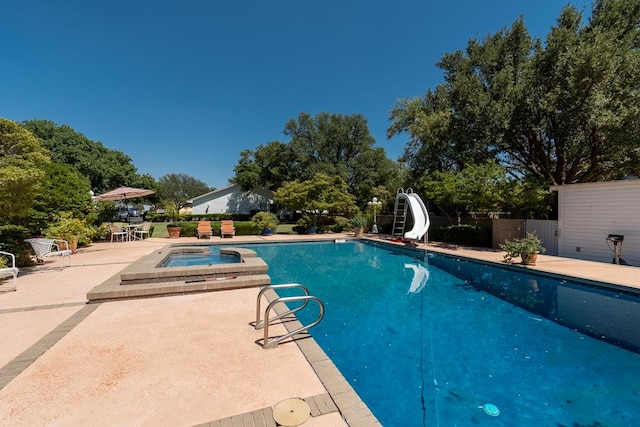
251,212,279,233
429,224,492,247
293,225,307,234
174,222,197,237
43,212,97,246
0,224,35,267
146,212,252,222
350,216,367,227
232,221,255,236
499,232,546,263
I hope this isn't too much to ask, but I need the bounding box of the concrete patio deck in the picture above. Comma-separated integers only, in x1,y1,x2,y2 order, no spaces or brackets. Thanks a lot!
0,234,637,426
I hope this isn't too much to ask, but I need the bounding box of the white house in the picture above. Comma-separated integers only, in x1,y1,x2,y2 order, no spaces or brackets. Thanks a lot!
551,179,640,266
188,184,274,215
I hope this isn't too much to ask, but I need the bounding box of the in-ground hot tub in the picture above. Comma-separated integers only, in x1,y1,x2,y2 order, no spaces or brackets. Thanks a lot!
87,244,271,302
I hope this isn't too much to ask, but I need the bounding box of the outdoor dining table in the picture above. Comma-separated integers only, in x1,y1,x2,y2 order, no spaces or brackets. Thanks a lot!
122,224,143,241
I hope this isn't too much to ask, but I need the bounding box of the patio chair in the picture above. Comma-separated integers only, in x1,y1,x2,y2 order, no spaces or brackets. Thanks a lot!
109,224,128,242
133,222,151,240
220,220,236,238
0,250,19,291
25,238,72,270
197,221,213,239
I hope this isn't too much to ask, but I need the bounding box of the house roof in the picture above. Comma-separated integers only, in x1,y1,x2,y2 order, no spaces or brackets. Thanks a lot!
549,177,640,191
187,184,274,204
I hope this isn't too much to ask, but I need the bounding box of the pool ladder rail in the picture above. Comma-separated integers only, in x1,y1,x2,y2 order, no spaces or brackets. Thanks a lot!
255,284,324,349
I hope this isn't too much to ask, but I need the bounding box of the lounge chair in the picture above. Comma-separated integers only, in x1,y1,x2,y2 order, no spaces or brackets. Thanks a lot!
25,238,72,270
197,221,213,239
133,222,151,240
220,220,236,238
0,250,18,291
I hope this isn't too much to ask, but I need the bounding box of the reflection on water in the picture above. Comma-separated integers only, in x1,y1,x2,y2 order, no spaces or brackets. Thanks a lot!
430,255,640,353
404,263,430,293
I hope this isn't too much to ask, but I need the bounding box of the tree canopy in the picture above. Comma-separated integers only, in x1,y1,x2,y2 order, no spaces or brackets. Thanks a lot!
420,160,552,224
274,173,358,224
29,162,94,232
233,112,399,207
0,118,50,223
22,120,145,193
389,0,640,186
157,173,212,212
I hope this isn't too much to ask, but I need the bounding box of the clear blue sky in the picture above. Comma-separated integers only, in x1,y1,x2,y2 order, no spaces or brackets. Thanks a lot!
2,0,589,190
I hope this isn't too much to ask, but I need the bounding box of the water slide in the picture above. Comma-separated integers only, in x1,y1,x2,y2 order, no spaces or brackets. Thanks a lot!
400,192,430,240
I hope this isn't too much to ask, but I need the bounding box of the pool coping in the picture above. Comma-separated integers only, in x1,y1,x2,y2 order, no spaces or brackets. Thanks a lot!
373,238,640,295
87,245,271,303
261,287,382,427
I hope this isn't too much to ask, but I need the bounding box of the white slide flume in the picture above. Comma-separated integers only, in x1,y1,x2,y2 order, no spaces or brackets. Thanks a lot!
403,192,430,240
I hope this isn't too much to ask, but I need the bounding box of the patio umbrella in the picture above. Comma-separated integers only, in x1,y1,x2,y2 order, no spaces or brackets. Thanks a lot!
93,186,155,202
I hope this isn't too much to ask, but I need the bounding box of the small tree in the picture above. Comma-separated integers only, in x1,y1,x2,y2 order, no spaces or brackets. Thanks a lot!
275,173,358,229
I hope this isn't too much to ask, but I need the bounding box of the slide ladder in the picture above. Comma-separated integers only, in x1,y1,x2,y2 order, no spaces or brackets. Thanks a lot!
254,284,324,349
392,188,409,238
392,188,430,242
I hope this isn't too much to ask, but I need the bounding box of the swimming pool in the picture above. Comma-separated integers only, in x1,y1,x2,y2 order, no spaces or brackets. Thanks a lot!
241,240,640,427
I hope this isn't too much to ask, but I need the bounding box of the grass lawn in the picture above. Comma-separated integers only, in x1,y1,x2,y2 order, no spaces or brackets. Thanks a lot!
276,224,295,234
150,222,169,238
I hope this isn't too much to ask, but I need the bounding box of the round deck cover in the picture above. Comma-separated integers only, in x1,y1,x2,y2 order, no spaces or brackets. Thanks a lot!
272,398,311,426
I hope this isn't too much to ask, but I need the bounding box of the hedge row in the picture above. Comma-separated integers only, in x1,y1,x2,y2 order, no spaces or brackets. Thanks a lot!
146,213,253,222
172,221,257,237
428,224,492,247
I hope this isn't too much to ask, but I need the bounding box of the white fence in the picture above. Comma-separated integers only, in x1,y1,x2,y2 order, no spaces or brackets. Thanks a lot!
526,219,558,256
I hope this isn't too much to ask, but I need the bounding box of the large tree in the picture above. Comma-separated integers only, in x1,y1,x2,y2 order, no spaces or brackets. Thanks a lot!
157,173,212,212
0,118,50,223
419,160,551,224
22,120,143,193
389,0,640,185
233,112,398,207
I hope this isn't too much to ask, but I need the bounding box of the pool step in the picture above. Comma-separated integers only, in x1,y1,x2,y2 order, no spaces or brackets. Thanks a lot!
87,273,271,303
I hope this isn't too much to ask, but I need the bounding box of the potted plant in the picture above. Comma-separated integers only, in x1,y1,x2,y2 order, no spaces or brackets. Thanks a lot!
251,212,279,236
499,232,546,265
166,223,182,238
165,205,182,238
350,216,367,237
43,212,95,252
297,215,318,234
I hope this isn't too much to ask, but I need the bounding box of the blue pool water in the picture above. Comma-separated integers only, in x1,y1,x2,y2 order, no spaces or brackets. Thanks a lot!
240,241,640,427
160,248,240,267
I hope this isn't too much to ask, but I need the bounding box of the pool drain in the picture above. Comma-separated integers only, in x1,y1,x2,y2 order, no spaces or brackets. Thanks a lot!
272,398,310,426
480,403,500,417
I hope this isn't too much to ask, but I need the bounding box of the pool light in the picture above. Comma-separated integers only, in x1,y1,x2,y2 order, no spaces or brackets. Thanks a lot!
480,403,500,416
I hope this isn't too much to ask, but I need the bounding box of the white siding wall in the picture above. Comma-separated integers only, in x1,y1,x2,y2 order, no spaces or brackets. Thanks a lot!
191,186,273,215
556,180,640,266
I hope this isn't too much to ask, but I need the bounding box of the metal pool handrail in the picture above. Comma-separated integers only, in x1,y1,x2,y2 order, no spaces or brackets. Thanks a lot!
255,283,324,349
262,295,324,349
255,283,310,329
